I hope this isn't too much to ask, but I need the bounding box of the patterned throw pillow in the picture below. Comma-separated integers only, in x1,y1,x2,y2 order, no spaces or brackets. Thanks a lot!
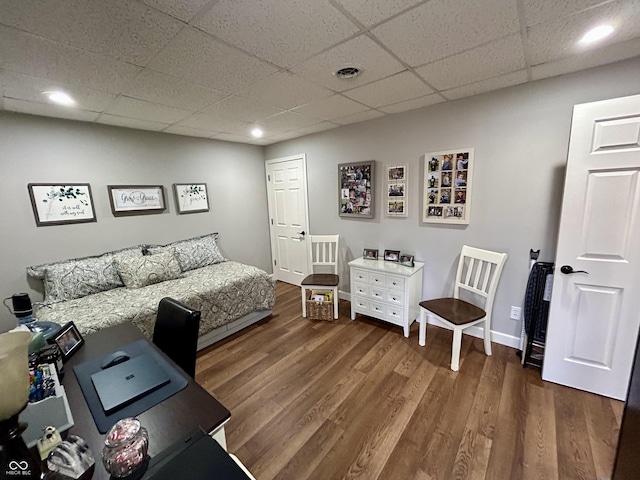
116,251,182,289
148,233,226,272
43,256,123,303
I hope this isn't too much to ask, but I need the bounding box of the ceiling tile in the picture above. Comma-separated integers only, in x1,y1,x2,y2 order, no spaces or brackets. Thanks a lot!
105,96,192,123
1,70,116,112
292,94,369,120
342,70,432,108
201,96,284,123
332,109,385,125
523,0,612,27
0,26,142,93
0,0,184,65
97,113,168,131
441,70,528,100
4,98,100,121
163,125,218,138
334,0,425,27
416,35,525,90
148,27,279,93
528,1,640,65
291,35,405,92
141,0,213,22
212,132,261,144
238,71,334,110
379,93,445,114
262,130,303,142
532,36,640,80
193,0,358,67
371,0,519,66
176,111,250,133
122,69,228,111
257,111,322,130
293,121,340,136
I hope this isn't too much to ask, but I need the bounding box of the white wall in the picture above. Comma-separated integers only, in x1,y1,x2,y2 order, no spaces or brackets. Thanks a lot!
0,113,271,331
266,56,640,343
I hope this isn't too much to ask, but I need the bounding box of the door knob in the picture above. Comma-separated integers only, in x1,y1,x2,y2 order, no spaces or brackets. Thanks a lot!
297,231,306,236
560,265,588,275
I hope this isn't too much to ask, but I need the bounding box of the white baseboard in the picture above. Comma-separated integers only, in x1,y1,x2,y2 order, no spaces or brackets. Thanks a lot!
338,290,520,349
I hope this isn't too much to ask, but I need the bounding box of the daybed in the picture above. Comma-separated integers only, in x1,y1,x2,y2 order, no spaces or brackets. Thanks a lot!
29,233,275,350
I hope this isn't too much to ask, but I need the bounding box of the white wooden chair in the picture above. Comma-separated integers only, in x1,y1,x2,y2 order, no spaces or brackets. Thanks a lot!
418,245,508,371
301,235,340,320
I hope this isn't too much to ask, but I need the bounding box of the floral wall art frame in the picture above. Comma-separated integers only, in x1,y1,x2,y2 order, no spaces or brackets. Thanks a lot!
339,161,375,218
28,183,97,226
423,148,474,225
107,185,166,217
173,183,209,214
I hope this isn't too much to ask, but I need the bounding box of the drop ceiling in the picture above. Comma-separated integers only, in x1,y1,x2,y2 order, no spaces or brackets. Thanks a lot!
1,0,639,145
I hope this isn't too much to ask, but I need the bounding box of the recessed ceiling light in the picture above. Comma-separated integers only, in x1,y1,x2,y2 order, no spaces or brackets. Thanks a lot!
251,127,264,138
579,24,614,44
43,90,76,106
334,66,361,80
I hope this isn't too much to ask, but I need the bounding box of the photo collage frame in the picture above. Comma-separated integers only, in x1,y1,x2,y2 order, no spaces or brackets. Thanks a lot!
386,165,408,217
423,148,474,224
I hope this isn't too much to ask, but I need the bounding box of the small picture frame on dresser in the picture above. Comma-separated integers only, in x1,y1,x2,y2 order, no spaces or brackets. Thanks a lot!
363,248,378,260
400,254,415,267
384,250,400,262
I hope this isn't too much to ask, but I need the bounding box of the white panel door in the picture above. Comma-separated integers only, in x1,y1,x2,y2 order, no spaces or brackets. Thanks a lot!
542,93,640,400
265,154,310,286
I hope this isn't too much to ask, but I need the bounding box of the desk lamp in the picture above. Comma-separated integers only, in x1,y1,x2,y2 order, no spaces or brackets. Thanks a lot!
0,331,41,478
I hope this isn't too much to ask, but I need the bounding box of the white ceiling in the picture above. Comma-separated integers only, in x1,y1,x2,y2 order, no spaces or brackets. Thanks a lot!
1,0,639,145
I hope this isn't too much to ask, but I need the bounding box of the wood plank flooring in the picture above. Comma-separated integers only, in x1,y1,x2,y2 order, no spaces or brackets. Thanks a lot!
195,282,623,480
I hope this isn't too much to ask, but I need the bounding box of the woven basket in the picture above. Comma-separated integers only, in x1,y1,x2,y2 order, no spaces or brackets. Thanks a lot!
306,290,334,321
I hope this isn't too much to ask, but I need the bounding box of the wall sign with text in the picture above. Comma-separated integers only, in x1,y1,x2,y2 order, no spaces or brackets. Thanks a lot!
28,183,97,226
107,185,166,217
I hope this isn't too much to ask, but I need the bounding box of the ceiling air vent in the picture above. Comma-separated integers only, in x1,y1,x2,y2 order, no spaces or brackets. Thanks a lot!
334,66,361,80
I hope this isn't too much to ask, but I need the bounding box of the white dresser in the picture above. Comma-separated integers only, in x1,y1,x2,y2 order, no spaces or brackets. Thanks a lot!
348,257,425,337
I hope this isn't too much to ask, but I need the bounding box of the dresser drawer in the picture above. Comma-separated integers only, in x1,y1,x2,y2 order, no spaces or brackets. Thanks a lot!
370,273,385,287
385,275,405,291
370,287,385,302
386,305,404,324
352,268,369,283
386,290,404,305
352,297,370,312
353,282,370,297
370,301,386,317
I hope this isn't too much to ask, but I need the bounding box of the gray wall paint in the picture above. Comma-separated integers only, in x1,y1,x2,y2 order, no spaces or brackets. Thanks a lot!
266,56,640,342
0,113,271,331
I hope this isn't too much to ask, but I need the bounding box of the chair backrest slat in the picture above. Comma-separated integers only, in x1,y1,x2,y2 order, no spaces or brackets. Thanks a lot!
309,234,339,274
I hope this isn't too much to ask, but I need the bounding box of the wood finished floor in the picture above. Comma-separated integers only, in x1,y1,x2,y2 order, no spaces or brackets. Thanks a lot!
195,282,623,480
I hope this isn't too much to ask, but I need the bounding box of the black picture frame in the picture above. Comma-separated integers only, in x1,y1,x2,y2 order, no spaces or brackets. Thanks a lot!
384,250,400,262
363,248,379,260
400,254,415,267
339,160,375,218
50,321,84,362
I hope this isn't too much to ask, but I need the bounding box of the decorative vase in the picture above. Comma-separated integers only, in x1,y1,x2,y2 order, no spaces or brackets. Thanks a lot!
102,417,149,478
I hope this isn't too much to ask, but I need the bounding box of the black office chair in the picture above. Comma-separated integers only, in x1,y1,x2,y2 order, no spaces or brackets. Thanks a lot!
153,297,201,378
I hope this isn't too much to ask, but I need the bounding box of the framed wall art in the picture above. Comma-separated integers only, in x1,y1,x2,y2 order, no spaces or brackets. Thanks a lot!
387,165,408,217
107,185,166,217
423,148,474,224
173,183,209,214
339,161,374,218
28,183,97,226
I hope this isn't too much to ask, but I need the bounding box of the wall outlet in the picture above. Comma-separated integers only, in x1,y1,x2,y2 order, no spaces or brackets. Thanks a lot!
510,306,522,320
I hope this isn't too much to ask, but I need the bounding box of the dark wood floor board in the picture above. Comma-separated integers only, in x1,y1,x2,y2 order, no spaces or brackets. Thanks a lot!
584,392,622,479
522,384,558,480
553,383,598,480
195,282,624,480
484,355,529,480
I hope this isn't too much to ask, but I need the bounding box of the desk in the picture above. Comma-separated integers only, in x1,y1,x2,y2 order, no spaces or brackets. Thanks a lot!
60,323,231,480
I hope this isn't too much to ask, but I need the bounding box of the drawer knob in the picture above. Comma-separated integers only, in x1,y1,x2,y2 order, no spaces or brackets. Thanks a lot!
392,282,397,285
392,297,396,301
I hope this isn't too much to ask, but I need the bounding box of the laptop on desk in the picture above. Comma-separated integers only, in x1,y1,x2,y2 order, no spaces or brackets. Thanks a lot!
91,354,171,414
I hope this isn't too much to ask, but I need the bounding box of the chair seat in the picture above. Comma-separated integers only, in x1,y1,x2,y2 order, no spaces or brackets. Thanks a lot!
301,274,339,287
419,297,486,325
